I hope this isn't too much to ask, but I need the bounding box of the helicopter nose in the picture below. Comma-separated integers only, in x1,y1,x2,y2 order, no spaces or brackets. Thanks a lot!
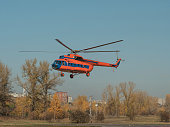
52,63,59,70
52,64,54,68
52,63,56,69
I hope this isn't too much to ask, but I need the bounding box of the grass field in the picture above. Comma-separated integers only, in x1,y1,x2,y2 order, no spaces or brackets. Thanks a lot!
0,115,169,127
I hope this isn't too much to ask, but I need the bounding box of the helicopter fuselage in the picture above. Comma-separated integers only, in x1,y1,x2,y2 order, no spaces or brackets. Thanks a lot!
52,54,121,78
52,54,93,74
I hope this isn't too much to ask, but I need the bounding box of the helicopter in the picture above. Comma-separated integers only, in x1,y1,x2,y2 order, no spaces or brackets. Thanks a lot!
52,39,123,78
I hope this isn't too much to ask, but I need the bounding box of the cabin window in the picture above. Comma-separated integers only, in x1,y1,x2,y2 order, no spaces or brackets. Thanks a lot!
84,65,89,69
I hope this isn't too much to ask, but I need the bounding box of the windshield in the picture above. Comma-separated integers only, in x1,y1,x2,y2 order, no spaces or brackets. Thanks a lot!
59,55,64,59
54,60,62,65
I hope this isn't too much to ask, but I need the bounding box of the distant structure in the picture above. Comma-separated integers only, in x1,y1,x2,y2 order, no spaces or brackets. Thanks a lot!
10,88,27,98
23,88,27,96
93,100,106,105
10,93,25,98
165,94,170,105
68,96,73,104
158,98,165,106
157,94,170,106
55,91,70,104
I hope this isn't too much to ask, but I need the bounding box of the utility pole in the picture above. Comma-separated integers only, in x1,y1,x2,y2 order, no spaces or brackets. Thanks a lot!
95,103,98,117
89,96,92,123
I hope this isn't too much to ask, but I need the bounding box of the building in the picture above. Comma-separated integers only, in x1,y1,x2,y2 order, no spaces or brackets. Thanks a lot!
158,98,165,106
10,88,27,98
68,96,73,104
55,91,68,104
10,93,25,98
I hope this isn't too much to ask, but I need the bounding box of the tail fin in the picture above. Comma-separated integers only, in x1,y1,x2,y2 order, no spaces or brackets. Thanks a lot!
112,58,121,68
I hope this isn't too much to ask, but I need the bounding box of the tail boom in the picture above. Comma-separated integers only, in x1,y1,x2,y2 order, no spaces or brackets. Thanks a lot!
82,58,121,68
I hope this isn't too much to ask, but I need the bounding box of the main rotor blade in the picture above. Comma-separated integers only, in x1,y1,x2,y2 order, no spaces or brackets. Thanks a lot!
78,40,123,52
81,50,120,53
55,39,75,53
19,51,49,52
19,51,67,53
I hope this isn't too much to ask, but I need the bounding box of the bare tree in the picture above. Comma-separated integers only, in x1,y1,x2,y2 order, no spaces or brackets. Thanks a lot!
38,61,63,111
102,85,122,117
17,59,62,114
165,94,170,113
102,87,108,116
115,85,121,117
120,82,136,120
17,59,40,112
135,91,148,115
0,61,12,116
104,85,116,116
147,96,158,115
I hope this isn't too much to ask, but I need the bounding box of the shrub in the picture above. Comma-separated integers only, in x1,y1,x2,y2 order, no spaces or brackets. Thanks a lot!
96,112,105,122
39,111,53,120
160,111,169,122
28,111,39,120
69,110,90,123
56,110,65,119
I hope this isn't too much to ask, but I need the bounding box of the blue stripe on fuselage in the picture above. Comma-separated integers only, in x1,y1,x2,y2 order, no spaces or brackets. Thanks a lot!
67,63,89,69
61,57,75,59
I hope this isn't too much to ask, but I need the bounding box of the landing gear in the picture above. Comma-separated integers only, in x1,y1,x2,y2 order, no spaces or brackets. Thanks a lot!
69,73,90,78
60,72,64,77
86,72,90,77
70,74,74,79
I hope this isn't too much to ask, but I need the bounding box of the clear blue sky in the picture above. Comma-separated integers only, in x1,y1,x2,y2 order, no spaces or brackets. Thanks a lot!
0,0,170,99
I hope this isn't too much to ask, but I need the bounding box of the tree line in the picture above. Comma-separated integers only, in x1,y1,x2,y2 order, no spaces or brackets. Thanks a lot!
0,59,169,122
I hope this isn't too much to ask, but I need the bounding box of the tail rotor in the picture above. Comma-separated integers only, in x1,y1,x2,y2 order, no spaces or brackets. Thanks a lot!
116,52,125,62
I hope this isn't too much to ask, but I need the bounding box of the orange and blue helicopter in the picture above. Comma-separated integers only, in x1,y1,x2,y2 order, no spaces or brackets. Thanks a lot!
51,39,123,78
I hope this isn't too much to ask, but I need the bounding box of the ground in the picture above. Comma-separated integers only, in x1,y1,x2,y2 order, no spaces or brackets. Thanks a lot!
0,116,169,127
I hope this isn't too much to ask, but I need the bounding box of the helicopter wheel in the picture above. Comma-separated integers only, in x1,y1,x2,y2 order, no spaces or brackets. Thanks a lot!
86,72,90,77
70,74,74,79
60,72,64,77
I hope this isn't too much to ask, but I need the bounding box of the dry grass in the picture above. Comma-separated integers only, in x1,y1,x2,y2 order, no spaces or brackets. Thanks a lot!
102,115,170,125
0,115,169,127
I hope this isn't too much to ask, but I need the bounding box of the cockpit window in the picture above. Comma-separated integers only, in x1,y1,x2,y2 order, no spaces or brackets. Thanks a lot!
59,56,64,59
75,57,83,61
54,60,58,64
54,60,62,64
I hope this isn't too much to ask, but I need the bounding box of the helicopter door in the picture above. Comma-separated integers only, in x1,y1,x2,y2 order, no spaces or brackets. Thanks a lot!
66,61,68,70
